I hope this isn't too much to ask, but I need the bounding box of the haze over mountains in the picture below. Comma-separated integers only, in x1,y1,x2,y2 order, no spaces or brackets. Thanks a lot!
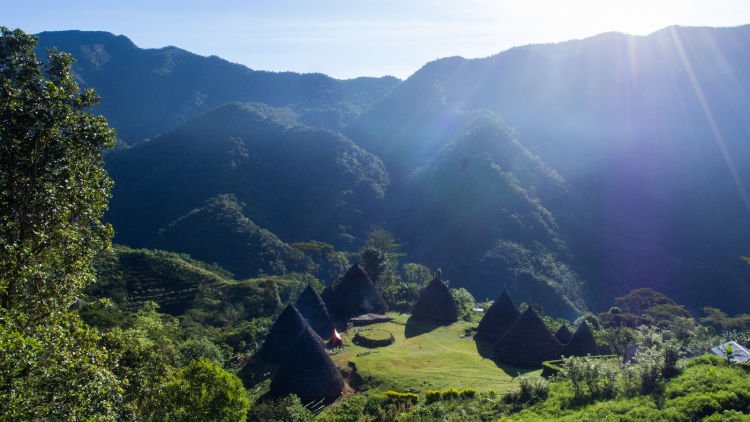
36,25,750,316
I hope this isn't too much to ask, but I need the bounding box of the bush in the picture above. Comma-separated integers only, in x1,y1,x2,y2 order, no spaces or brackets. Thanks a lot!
503,376,549,410
385,390,419,405
558,356,617,403
157,358,250,421
441,388,460,400
662,359,750,420
247,395,314,422
425,390,442,404
317,395,366,422
363,393,417,421
704,410,750,422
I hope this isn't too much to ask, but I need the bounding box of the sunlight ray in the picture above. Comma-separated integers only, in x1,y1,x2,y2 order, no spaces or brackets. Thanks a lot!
669,27,750,215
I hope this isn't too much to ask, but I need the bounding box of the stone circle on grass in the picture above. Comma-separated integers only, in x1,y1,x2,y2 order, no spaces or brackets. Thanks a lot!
353,328,395,348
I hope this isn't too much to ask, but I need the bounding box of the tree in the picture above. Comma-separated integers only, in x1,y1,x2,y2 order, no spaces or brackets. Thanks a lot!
158,358,251,421
0,27,118,418
0,27,115,317
451,287,477,322
359,228,402,288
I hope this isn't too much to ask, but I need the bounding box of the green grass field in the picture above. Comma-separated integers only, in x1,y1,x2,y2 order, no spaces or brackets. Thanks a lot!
332,313,540,394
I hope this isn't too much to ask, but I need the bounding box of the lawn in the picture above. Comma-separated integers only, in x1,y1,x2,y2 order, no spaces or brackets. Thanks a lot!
331,313,540,394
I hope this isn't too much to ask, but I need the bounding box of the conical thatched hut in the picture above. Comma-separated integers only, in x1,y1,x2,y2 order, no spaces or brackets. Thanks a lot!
474,290,521,344
330,264,388,319
564,321,598,357
296,284,334,340
259,305,319,364
411,271,458,324
269,322,345,403
554,325,573,345
493,307,563,368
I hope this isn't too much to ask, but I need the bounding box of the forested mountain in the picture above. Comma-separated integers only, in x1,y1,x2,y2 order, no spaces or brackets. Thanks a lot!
106,102,388,256
349,25,750,312
41,26,750,315
35,30,400,143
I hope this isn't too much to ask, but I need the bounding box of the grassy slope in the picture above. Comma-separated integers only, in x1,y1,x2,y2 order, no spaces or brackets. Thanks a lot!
332,313,540,394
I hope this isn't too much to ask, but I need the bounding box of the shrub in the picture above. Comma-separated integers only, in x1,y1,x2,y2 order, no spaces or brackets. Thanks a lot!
363,393,417,421
503,376,549,411
441,388,460,400
662,358,750,421
459,388,476,399
247,395,314,422
317,396,366,422
157,358,250,421
425,390,442,404
558,356,617,403
704,410,750,422
385,390,419,405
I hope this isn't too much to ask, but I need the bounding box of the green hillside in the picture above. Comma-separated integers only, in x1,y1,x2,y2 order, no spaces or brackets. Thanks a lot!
106,102,389,251
155,194,311,278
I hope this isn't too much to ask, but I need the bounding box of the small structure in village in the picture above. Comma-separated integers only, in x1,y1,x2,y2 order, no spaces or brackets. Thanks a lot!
269,321,345,404
259,304,319,364
711,341,750,363
564,320,599,357
493,306,563,368
554,324,574,345
350,313,393,326
296,284,335,340
329,264,388,319
410,269,458,325
474,289,521,344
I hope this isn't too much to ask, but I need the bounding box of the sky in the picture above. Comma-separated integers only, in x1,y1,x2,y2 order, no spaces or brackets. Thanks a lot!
6,0,750,79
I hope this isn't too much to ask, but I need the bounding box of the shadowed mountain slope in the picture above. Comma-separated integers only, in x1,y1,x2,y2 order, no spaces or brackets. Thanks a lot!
36,30,400,142
106,102,388,251
350,25,750,313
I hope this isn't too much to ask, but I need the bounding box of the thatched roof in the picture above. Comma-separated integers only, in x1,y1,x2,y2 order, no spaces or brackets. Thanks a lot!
475,290,521,344
564,321,598,357
296,285,334,340
330,264,388,318
411,272,458,324
493,307,563,368
259,305,320,364
554,325,573,345
269,322,344,403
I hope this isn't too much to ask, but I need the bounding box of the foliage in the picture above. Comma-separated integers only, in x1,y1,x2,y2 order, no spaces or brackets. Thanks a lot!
155,194,311,278
156,358,250,422
316,395,366,422
291,241,351,283
402,263,433,286
702,307,750,332
0,27,122,420
661,357,750,420
0,312,122,420
359,228,403,290
385,390,420,404
502,376,549,411
425,388,478,403
615,288,680,316
558,356,618,403
0,27,116,318
246,393,315,421
450,288,477,322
